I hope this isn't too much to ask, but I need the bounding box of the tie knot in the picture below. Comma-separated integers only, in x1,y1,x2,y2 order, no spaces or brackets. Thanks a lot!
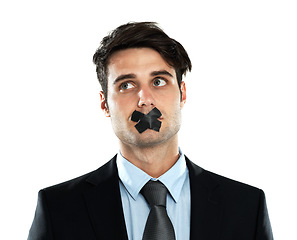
141,180,167,207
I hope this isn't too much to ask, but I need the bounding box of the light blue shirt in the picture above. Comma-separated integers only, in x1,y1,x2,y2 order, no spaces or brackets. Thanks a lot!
117,149,191,240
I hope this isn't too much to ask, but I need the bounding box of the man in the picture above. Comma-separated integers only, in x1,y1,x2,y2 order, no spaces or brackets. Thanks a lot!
28,22,273,240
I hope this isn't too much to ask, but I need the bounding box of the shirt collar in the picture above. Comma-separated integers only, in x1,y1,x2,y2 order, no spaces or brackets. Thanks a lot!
116,148,188,203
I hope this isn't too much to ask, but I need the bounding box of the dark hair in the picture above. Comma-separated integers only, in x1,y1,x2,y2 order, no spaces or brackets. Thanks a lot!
93,22,192,99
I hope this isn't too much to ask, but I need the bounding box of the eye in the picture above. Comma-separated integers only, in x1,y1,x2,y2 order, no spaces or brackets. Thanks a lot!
153,78,167,87
119,82,134,91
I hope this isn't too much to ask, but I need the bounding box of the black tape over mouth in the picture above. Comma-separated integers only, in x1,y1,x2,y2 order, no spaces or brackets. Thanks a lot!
131,107,162,133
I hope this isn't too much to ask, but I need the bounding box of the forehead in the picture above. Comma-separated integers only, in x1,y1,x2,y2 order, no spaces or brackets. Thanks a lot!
107,48,176,78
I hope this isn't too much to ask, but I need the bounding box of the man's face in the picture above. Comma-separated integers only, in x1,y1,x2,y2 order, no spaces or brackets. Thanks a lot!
100,48,186,148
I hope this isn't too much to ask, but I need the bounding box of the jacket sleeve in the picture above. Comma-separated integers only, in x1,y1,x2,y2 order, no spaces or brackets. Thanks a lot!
28,190,53,240
255,190,274,240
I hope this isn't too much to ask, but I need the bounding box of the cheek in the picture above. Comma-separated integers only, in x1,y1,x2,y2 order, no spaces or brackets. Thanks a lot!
108,91,124,109
158,97,181,120
159,89,181,106
108,95,135,119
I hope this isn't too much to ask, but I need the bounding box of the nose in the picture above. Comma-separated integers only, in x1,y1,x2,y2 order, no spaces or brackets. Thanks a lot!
137,87,155,108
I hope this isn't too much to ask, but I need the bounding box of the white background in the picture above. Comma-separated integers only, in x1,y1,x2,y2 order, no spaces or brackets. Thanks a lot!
0,0,296,239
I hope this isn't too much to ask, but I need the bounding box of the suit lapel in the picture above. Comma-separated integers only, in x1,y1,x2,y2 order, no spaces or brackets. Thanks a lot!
83,155,128,240
82,155,222,239
186,157,222,240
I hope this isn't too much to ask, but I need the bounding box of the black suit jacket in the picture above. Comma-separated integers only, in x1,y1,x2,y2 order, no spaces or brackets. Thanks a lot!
28,155,273,239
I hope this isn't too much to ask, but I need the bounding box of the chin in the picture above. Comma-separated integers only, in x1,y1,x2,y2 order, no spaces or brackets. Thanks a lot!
132,128,178,148
134,131,162,147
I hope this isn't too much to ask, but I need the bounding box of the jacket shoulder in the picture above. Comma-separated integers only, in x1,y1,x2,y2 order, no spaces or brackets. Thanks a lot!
42,155,117,197
186,156,262,197
205,169,261,193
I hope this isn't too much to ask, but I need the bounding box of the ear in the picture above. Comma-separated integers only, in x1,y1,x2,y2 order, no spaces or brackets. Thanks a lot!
180,81,187,109
99,91,110,117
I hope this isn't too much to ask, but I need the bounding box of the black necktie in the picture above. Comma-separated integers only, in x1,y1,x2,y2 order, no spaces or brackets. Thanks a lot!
141,180,176,240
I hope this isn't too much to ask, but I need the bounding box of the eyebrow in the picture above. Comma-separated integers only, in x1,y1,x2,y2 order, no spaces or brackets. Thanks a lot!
113,74,136,85
113,70,174,85
150,70,174,78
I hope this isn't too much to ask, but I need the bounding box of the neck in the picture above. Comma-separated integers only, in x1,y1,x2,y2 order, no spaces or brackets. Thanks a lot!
119,135,180,178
